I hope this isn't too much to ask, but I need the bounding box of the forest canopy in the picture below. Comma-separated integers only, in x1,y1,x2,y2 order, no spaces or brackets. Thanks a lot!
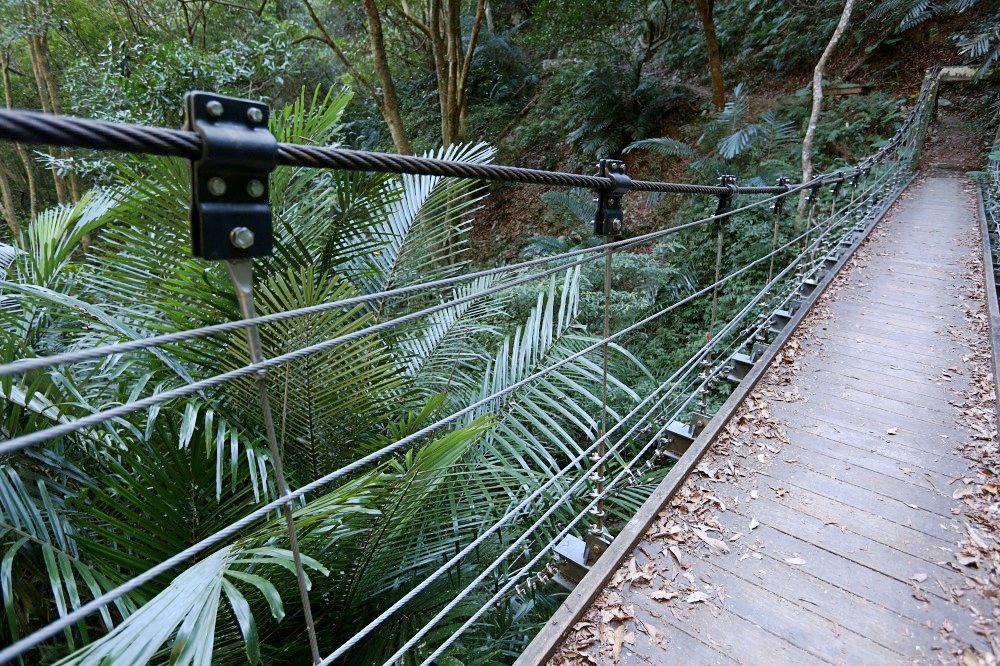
0,0,997,664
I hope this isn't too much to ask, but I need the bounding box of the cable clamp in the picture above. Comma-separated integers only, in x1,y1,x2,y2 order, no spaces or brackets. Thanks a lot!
185,91,276,260
807,181,823,205
593,158,630,239
830,171,846,197
773,176,790,215
715,174,738,219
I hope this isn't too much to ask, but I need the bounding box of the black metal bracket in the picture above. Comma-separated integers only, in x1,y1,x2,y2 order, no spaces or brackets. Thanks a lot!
593,159,630,239
850,170,862,190
773,176,790,215
184,91,277,260
831,171,845,198
715,174,738,219
807,181,823,206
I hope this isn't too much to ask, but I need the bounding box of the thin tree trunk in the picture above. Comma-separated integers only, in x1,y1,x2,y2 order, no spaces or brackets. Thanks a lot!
398,0,484,146
40,27,82,203
1,49,37,221
361,0,412,154
456,0,485,141
37,27,80,203
799,0,855,216
0,164,19,236
25,30,68,204
693,0,724,110
484,0,494,34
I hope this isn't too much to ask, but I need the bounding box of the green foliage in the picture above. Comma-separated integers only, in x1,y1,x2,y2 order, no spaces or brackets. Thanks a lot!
0,86,650,664
64,35,294,128
624,137,695,159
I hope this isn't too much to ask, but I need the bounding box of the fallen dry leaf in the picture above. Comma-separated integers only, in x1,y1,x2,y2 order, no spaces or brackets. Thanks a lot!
611,623,625,663
668,546,691,570
952,486,976,500
694,529,731,554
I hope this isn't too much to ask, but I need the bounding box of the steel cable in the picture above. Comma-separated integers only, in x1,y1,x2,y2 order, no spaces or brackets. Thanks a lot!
0,182,817,379
0,195,854,664
383,161,904,663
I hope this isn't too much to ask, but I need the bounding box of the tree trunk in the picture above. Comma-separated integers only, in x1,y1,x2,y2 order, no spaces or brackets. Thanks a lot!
399,0,485,146
693,0,725,111
1,49,37,222
362,0,412,154
799,0,855,216
25,27,69,205
0,164,19,237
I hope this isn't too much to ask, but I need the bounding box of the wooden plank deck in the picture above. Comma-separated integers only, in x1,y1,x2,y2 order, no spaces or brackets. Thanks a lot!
548,177,997,664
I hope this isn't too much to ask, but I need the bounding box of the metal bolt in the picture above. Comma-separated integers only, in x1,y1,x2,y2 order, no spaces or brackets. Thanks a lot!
247,179,265,198
230,226,255,249
206,100,224,118
247,107,264,124
207,177,227,196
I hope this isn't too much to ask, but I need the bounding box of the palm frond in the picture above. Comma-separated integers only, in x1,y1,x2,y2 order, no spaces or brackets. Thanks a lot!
54,545,325,666
622,137,695,158
540,189,595,225
899,0,935,31
347,142,496,311
718,82,750,127
0,466,133,647
717,126,760,160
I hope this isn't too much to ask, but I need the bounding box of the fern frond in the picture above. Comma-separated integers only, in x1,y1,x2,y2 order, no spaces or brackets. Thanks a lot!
623,137,695,158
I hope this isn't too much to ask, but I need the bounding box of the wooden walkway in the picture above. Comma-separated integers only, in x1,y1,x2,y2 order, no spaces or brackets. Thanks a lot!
549,177,996,664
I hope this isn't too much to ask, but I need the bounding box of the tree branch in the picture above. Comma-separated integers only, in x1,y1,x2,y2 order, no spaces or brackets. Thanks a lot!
460,0,486,88
394,0,433,39
300,0,380,104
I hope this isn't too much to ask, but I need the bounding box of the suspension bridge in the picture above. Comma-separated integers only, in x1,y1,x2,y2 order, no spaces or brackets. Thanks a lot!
0,66,996,665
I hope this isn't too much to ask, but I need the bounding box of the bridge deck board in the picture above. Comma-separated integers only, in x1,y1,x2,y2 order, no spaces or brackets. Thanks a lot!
550,176,994,664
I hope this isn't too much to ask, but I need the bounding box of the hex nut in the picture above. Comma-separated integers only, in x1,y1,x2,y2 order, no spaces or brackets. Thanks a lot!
230,226,255,249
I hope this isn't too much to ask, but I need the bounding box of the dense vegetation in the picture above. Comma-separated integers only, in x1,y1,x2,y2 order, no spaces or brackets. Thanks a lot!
0,0,997,663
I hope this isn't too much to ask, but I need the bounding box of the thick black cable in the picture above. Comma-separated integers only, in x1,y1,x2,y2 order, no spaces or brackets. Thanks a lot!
0,181,817,379
0,108,824,196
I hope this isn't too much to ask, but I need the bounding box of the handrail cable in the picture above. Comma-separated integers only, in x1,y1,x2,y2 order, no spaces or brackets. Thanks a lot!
375,162,901,664
0,191,869,664
0,67,937,665
0,179,818,379
0,108,880,195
